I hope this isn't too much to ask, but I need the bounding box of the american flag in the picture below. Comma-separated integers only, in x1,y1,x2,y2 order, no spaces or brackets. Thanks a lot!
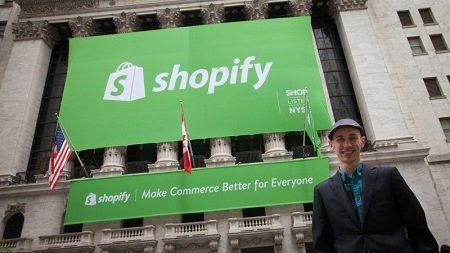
48,124,71,190
181,109,192,174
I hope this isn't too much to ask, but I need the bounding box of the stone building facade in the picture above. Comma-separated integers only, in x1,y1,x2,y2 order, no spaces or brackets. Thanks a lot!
0,0,449,252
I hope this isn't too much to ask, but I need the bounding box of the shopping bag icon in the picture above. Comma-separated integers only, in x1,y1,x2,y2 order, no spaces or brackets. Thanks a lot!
103,62,145,101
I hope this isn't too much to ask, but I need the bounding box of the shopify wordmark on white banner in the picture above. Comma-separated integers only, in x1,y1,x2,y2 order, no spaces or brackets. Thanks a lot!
152,56,273,94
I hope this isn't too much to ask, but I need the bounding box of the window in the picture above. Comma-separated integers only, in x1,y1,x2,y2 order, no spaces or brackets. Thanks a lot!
397,10,414,26
439,118,450,142
423,77,444,98
408,37,426,55
0,21,6,36
430,34,449,52
122,218,143,228
242,207,265,217
419,8,436,24
3,213,24,239
182,213,204,222
241,247,275,253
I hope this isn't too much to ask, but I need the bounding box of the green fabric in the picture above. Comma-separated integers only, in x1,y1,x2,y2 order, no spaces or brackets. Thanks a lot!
59,16,331,151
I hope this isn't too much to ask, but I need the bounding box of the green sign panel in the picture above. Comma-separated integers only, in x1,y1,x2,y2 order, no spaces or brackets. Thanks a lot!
60,16,331,151
65,157,330,225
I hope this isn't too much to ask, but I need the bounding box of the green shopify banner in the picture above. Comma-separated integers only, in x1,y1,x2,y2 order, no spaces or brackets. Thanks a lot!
65,157,329,225
60,16,331,151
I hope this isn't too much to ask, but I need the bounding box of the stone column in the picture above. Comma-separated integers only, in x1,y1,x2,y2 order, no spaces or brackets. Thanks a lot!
148,142,179,172
113,12,141,33
0,21,58,185
288,0,312,16
262,133,293,162
244,0,268,20
201,3,225,24
157,8,182,29
61,155,74,179
327,0,413,144
92,146,127,178
205,137,236,167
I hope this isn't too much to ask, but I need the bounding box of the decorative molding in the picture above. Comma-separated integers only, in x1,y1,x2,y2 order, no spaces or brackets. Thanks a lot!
245,0,268,20
164,243,175,253
201,3,225,24
113,12,141,33
15,0,98,15
157,8,182,29
209,239,219,253
328,0,368,17
68,16,96,37
5,202,26,217
274,233,283,252
229,238,239,253
12,21,59,48
288,0,312,16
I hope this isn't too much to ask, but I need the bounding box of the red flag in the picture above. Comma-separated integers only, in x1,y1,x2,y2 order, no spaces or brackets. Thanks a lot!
48,123,71,189
181,110,192,174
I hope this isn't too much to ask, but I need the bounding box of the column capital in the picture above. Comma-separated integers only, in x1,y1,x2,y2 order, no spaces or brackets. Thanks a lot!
201,3,225,24
245,0,268,20
68,16,97,37
157,8,182,29
12,21,59,48
328,0,368,17
15,0,98,16
113,12,141,33
288,0,312,16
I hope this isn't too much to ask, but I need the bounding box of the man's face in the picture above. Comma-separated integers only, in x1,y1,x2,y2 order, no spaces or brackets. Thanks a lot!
329,127,366,167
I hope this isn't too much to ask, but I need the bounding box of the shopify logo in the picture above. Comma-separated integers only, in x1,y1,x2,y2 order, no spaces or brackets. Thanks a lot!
85,193,97,206
84,192,131,206
104,62,146,101
153,56,273,94
103,56,273,101
103,56,273,102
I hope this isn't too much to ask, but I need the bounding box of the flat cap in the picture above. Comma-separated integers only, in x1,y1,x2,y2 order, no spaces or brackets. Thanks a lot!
328,118,364,140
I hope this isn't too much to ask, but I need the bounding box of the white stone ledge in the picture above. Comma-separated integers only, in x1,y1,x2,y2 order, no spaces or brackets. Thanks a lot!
426,153,450,164
327,147,430,167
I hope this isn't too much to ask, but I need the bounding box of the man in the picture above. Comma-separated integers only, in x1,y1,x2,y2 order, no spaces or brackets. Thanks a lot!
312,118,438,253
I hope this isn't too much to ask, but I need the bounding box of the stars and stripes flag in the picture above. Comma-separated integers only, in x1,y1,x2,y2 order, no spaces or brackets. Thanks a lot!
48,123,71,190
181,109,192,174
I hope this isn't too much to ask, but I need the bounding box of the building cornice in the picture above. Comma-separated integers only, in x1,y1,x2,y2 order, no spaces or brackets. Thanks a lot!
14,0,99,15
328,0,368,18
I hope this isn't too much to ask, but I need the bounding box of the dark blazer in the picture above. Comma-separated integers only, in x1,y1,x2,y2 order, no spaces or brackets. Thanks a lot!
312,165,438,253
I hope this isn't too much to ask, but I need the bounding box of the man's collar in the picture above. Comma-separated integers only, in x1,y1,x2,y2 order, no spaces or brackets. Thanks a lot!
339,163,363,181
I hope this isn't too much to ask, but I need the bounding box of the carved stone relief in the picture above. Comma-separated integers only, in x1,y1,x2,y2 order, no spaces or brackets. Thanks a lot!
201,3,225,24
12,21,59,48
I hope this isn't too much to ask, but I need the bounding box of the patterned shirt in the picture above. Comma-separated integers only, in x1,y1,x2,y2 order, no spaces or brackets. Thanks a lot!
339,164,364,223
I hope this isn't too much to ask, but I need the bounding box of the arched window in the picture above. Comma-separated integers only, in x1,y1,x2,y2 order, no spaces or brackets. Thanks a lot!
3,213,24,239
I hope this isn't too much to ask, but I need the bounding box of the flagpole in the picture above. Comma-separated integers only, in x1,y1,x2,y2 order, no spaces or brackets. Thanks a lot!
302,88,308,148
55,114,90,178
180,100,195,168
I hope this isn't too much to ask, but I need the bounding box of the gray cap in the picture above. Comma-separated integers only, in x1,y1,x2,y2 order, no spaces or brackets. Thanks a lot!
328,118,364,140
